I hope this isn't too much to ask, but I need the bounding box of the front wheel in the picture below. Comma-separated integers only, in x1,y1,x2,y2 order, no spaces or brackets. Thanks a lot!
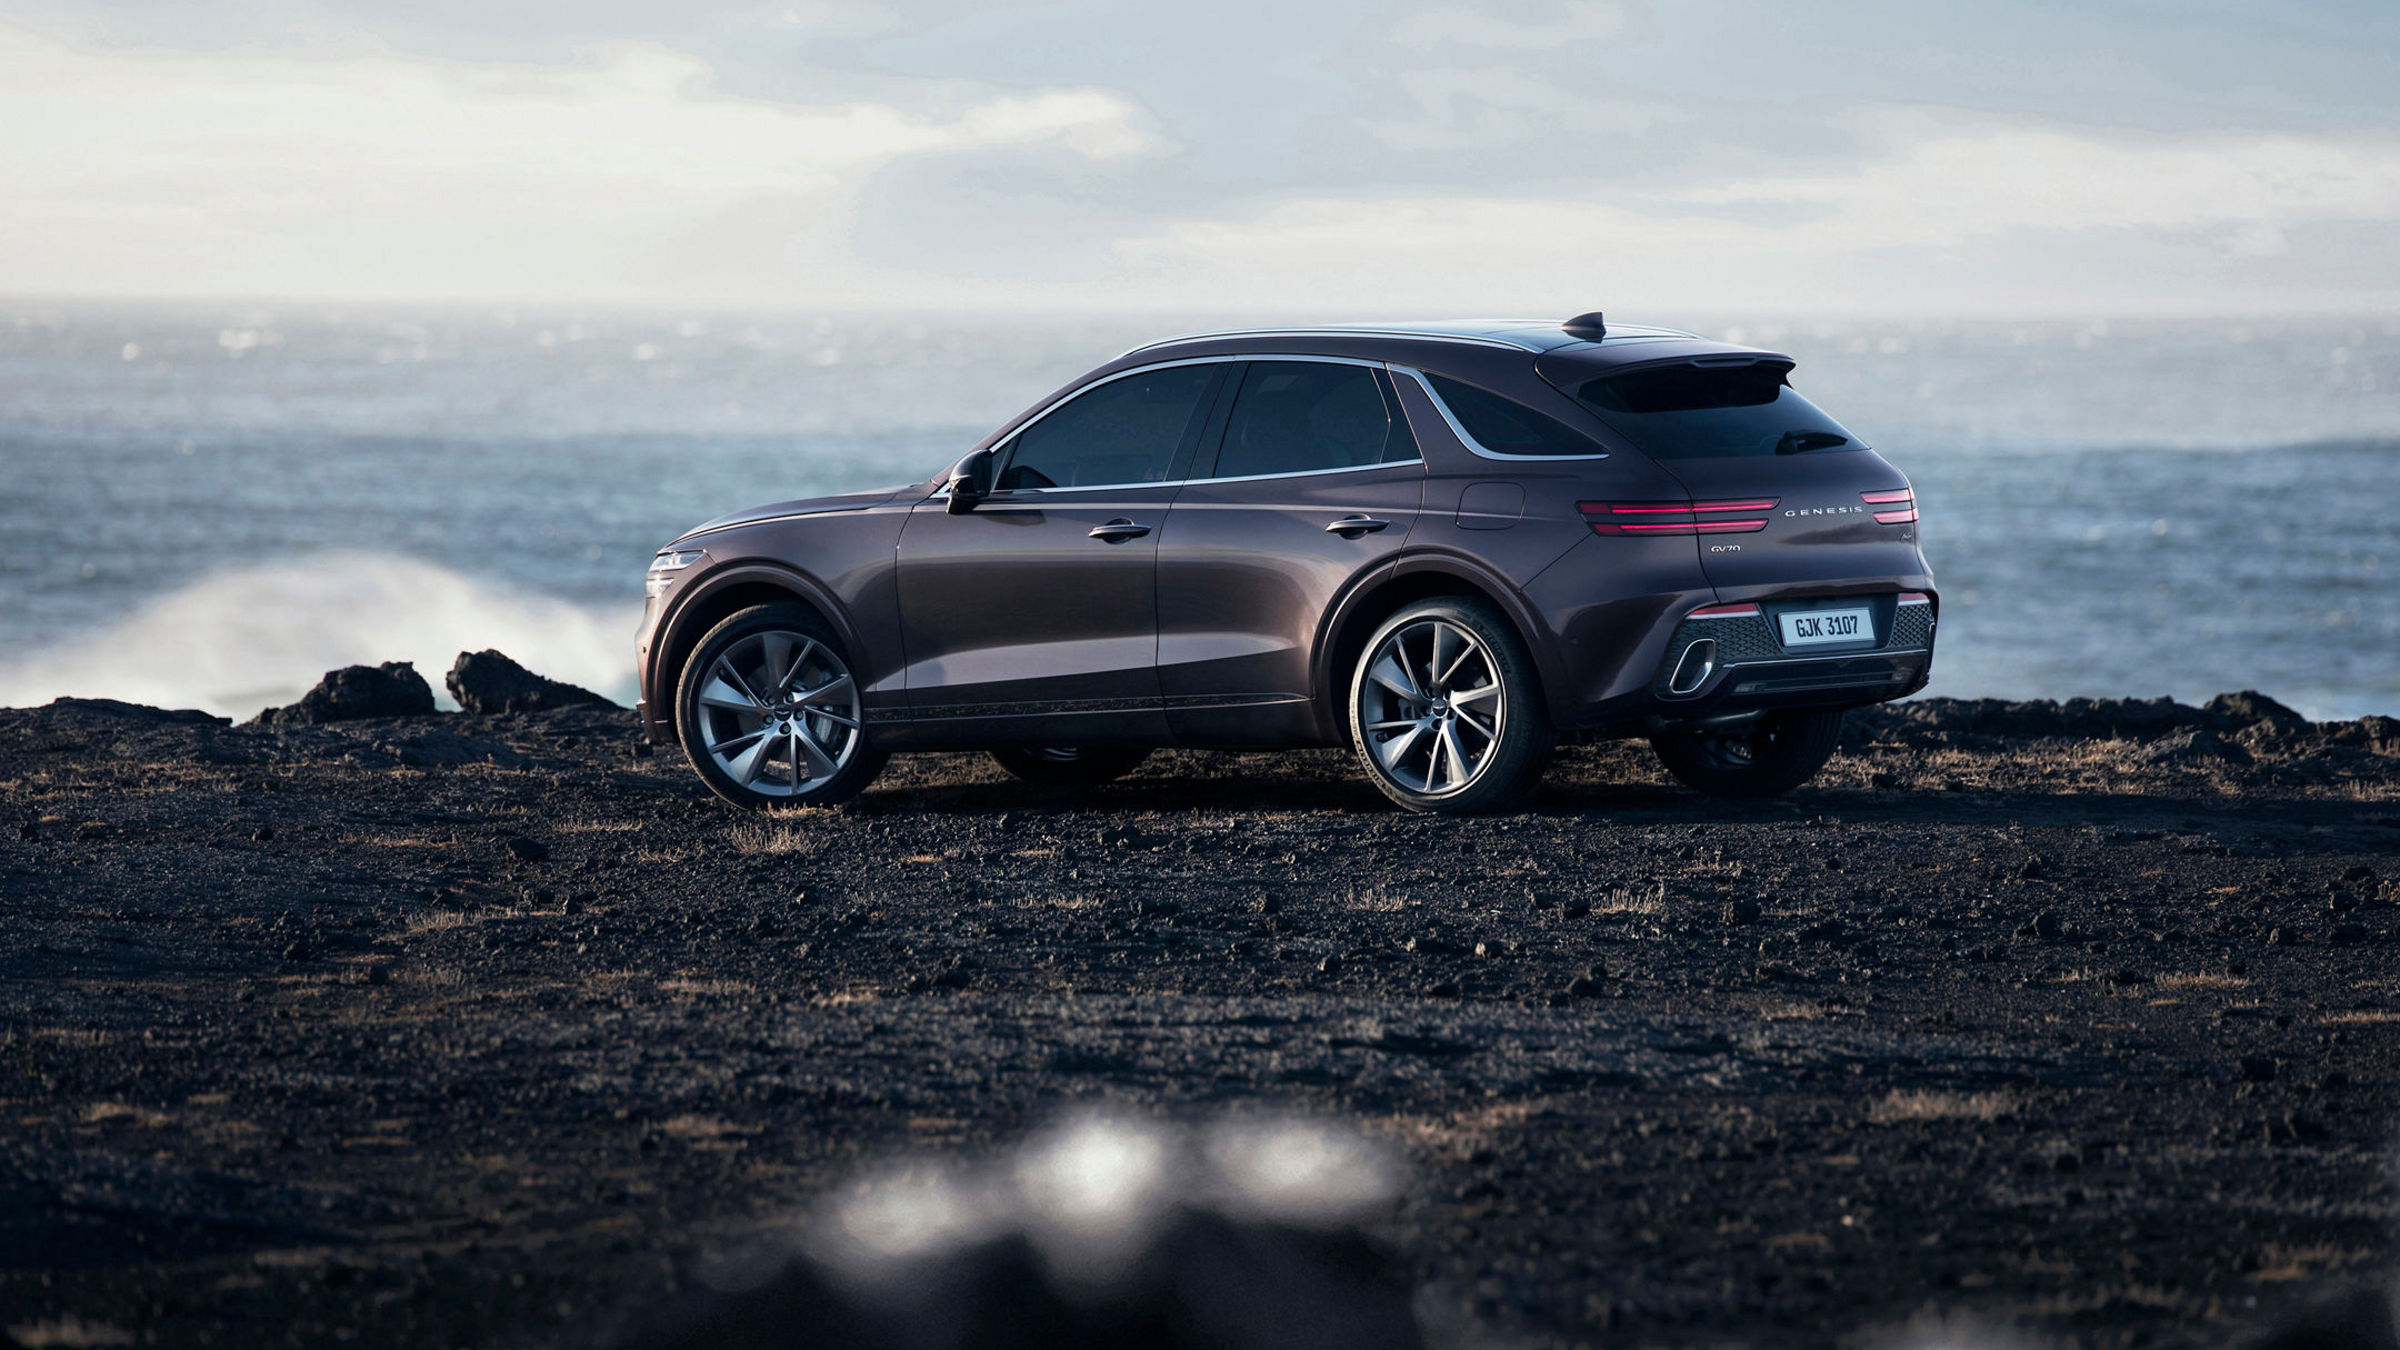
1650,709,1843,799
675,604,887,810
989,746,1151,787
1348,599,1554,814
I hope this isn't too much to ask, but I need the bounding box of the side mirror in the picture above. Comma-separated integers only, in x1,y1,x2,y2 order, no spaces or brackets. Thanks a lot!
945,450,994,514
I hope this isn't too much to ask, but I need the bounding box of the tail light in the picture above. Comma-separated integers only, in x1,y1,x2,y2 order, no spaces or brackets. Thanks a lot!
1688,602,1760,617
1578,498,1778,536
1861,486,1917,525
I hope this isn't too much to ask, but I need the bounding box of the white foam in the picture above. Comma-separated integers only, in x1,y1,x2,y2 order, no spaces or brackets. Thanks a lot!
0,551,640,719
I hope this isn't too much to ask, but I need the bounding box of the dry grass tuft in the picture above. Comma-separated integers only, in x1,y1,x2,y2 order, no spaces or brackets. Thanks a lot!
1868,1089,2016,1124
727,824,815,855
2154,971,2249,991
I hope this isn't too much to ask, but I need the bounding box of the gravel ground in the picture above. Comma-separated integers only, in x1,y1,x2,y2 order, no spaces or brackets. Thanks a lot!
1,691,2396,1349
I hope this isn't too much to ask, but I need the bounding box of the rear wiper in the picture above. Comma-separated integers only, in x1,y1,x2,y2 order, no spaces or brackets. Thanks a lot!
1776,430,1850,455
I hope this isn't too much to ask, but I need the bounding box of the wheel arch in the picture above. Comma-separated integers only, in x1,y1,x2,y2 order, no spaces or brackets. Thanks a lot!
1315,553,1561,737
649,563,859,736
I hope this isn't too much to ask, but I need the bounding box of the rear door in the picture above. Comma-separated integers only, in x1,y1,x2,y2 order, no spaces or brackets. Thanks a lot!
1154,358,1425,746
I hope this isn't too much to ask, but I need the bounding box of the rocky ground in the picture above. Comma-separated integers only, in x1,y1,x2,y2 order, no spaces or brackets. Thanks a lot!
1,684,2396,1349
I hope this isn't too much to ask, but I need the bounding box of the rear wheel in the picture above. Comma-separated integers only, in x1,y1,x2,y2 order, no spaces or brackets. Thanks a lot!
989,746,1151,787
1650,708,1843,799
1348,598,1553,814
675,603,887,810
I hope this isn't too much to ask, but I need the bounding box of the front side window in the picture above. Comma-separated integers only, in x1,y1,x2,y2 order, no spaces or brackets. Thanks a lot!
1571,363,1862,458
1425,374,1606,456
998,365,1219,490
1210,362,1407,479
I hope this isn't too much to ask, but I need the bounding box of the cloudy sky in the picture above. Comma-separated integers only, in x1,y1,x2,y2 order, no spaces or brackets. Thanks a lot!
2,0,2396,315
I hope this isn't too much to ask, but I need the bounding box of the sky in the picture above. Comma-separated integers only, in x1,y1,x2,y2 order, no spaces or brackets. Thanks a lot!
2,0,2397,315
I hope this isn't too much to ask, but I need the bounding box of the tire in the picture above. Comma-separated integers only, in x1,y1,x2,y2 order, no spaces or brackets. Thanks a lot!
1650,708,1844,799
989,746,1152,787
1347,598,1554,814
675,603,887,809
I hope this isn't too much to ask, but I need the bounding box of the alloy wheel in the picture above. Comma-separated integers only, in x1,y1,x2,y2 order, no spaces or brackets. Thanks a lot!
691,629,862,798
1356,618,1505,797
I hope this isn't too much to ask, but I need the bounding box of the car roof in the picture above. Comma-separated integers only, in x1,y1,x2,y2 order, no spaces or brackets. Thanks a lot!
1122,318,1706,358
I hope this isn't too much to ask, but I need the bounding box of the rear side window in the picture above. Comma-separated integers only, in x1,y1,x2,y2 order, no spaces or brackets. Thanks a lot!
999,364,1219,490
1571,363,1862,458
1425,375,1605,456
1210,362,1408,479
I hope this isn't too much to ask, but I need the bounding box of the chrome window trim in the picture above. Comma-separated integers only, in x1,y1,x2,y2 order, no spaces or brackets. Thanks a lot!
1391,366,1613,462
1177,457,1423,488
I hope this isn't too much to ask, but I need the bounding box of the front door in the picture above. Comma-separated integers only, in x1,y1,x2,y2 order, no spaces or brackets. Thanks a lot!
1155,359,1426,746
893,361,1227,743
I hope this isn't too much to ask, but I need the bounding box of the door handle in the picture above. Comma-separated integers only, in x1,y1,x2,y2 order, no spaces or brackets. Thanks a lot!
1088,518,1152,542
1324,515,1391,537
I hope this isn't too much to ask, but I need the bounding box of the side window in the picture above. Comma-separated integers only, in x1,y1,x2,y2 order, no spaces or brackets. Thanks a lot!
998,365,1219,491
1426,374,1606,457
1210,362,1407,480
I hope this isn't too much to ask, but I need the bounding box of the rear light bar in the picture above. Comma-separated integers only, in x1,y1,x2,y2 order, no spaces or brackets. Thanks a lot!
1578,498,1779,536
1688,602,1761,618
1862,486,1917,525
1896,591,1931,604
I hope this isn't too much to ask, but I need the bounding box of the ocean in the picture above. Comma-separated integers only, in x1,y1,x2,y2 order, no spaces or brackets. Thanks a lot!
1,305,2392,722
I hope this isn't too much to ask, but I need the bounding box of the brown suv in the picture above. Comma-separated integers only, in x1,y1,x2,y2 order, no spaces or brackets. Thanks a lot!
635,316,1936,812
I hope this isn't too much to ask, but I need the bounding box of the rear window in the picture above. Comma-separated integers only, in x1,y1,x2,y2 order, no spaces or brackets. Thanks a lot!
1571,363,1862,459
1426,375,1605,457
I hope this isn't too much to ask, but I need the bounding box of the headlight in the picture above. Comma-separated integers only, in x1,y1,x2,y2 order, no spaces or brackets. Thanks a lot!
645,549,705,598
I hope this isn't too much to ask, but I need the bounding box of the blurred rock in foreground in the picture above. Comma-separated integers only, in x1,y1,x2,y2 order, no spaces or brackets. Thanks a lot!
609,1112,1420,1350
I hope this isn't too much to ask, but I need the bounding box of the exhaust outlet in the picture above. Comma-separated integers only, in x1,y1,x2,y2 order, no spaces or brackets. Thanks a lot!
1667,638,1718,695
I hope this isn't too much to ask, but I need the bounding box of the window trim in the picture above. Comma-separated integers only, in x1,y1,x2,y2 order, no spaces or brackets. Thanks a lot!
957,354,1426,498
1391,366,1613,463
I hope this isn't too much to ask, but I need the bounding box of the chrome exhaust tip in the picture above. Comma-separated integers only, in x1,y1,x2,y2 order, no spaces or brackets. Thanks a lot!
1667,638,1718,695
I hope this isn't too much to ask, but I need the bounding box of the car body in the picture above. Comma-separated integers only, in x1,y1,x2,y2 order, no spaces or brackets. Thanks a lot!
636,316,1936,811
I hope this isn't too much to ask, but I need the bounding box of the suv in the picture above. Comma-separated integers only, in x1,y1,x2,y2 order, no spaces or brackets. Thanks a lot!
635,315,1935,813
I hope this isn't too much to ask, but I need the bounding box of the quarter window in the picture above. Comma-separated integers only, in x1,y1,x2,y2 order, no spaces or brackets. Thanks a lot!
1426,375,1605,457
998,365,1219,490
1210,362,1407,480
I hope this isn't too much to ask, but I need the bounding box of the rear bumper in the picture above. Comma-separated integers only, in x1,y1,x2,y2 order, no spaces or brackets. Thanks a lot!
1555,591,1936,736
1647,593,1934,719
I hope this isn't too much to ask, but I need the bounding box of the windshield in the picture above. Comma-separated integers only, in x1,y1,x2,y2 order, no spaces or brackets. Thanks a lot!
1572,362,1863,459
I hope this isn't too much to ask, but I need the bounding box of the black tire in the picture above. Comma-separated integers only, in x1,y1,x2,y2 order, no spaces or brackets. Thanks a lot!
675,603,887,810
1650,708,1844,799
1348,597,1554,814
988,746,1152,787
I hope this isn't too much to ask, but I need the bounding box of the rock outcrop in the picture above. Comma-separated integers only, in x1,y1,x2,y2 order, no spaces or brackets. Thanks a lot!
253,662,437,724
445,649,615,715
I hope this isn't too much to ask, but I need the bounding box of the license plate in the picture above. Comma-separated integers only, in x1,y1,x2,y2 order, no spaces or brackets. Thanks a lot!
1778,607,1872,648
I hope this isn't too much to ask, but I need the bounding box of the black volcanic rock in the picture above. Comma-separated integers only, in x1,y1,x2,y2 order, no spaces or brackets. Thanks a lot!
445,649,616,715
43,697,228,726
254,662,436,724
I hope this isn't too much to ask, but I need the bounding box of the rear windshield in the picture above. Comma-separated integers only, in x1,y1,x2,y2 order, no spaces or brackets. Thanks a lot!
1571,363,1862,459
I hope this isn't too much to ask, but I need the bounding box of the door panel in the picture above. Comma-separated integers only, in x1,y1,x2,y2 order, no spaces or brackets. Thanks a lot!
894,487,1179,737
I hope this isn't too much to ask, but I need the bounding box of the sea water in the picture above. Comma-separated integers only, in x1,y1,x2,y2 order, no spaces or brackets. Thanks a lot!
0,306,2392,721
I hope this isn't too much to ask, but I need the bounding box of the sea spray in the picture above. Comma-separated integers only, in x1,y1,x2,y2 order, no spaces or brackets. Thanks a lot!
0,550,638,717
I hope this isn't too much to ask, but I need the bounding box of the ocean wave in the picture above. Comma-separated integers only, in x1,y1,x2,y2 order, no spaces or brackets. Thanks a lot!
0,552,640,719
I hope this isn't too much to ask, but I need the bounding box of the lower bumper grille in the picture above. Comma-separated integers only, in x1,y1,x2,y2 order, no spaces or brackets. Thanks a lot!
1653,598,1933,699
